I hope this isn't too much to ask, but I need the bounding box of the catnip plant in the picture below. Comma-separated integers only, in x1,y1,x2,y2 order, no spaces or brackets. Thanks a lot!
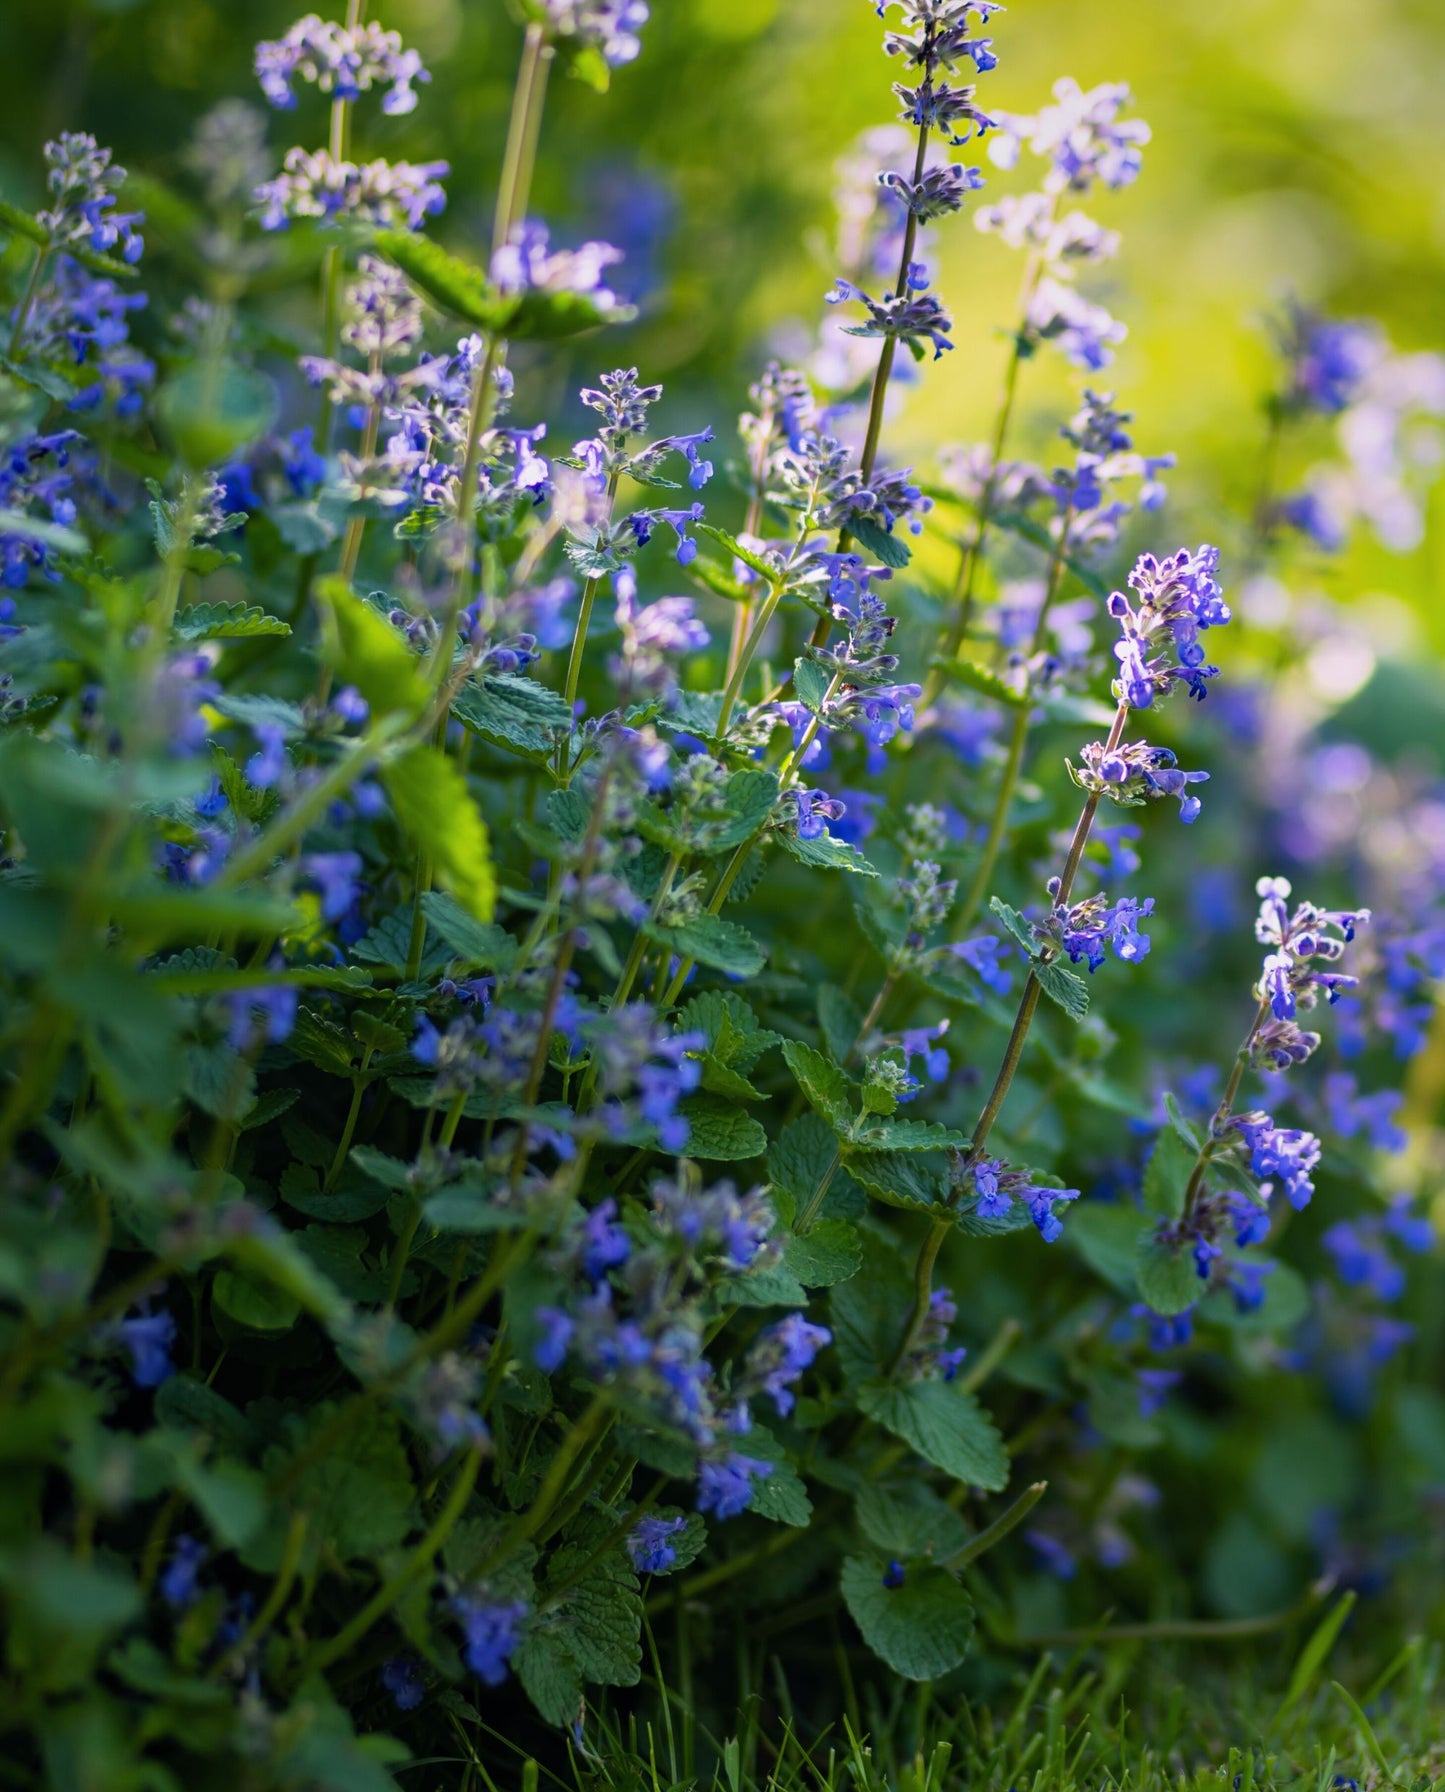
0,0,1439,1782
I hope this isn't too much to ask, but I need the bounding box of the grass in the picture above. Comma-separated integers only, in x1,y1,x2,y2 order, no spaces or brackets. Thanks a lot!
419,1607,1445,1792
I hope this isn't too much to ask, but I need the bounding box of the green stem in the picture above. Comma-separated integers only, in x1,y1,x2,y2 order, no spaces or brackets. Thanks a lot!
950,512,1075,940
492,24,552,260
8,244,50,358
323,1048,374,1192
210,1511,308,1680
714,576,783,745
1180,994,1272,1221
944,1480,1047,1569
794,1146,841,1235
301,1444,483,1681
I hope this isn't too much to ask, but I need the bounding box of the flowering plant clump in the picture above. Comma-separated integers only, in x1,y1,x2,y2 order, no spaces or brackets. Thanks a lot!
0,0,1441,1781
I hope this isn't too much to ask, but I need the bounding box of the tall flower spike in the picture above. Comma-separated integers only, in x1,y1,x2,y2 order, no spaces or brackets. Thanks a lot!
1108,546,1231,708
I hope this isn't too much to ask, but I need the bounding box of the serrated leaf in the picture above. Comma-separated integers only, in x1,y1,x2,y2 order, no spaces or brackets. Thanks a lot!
849,513,912,568
675,1094,766,1161
847,1117,970,1153
315,578,428,720
741,1424,812,1526
767,1112,864,1222
1135,1227,1202,1316
695,522,780,584
841,1552,975,1681
173,602,290,641
817,984,863,1062
451,673,574,761
783,1217,862,1288
792,656,830,715
1035,957,1090,1021
1163,1092,1205,1150
781,1039,854,1130
829,1249,911,1381
1143,1126,1196,1221
645,911,765,978
779,829,878,876
541,1536,642,1686
933,656,1029,709
252,1404,415,1573
515,1630,584,1728
1064,1202,1142,1295
855,1378,1009,1491
845,1150,953,1217
988,896,1037,954
383,746,497,925
211,1268,300,1335
419,891,516,971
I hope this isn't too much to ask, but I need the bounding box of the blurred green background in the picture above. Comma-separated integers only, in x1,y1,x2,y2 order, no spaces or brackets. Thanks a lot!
2,0,1443,633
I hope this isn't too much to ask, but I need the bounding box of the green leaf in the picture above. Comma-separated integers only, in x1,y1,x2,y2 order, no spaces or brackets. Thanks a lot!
779,829,878,876
1143,1126,1196,1220
540,1533,642,1686
792,656,831,715
830,1248,911,1381
1064,1202,1142,1296
1035,957,1090,1021
781,1039,855,1130
296,1224,392,1303
849,513,912,568
768,1112,864,1222
0,507,87,558
419,891,516,971
451,673,574,761
153,1376,254,1455
253,1404,415,1572
988,896,1037,954
845,1150,953,1218
817,984,863,1063
645,911,766,978
155,363,277,468
933,657,1029,708
741,1424,812,1526
846,1117,969,1154
515,1631,584,1728
1200,1259,1310,1334
783,1217,862,1288
0,197,47,246
676,1094,767,1161
373,228,513,330
173,601,290,641
694,522,781,584
854,1482,971,1561
317,578,429,720
211,1268,301,1335
1163,1091,1204,1150
383,746,497,924
508,284,635,341
840,1552,974,1680
1135,1227,1201,1316
855,1378,1009,1491
423,1179,530,1233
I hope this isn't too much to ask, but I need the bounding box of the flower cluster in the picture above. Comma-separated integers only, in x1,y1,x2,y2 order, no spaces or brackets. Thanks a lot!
1041,882,1154,971
962,1155,1081,1242
255,14,430,114
1108,545,1231,707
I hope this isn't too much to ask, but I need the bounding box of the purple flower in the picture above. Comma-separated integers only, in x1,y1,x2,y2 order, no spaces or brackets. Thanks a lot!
746,1315,831,1416
381,1655,426,1711
255,16,432,115
1231,1112,1321,1211
581,1198,631,1282
627,1514,688,1574
882,1559,907,1589
968,1157,1080,1242
534,1308,575,1374
159,1535,207,1610
453,1596,527,1686
827,271,954,360
116,1306,176,1388
299,851,364,923
1136,1368,1180,1418
1107,546,1231,708
697,1453,773,1520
